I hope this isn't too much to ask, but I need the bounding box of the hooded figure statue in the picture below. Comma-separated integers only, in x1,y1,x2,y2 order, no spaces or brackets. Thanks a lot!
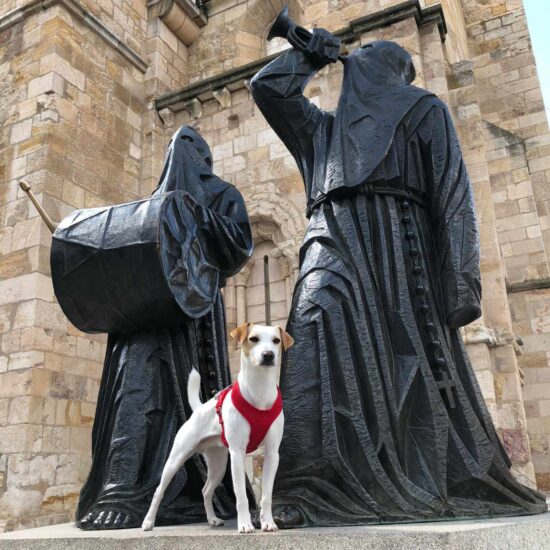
75,126,254,529
251,37,547,527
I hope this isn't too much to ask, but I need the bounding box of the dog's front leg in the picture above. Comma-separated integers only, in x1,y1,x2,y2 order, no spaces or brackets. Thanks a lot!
260,447,279,531
229,448,254,533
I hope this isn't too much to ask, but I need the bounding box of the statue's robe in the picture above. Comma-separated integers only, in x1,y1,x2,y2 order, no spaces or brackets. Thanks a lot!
251,49,546,527
76,133,253,528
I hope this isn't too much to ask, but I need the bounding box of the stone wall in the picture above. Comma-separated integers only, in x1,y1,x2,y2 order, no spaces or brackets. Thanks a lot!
458,0,550,490
0,0,201,530
0,1,148,531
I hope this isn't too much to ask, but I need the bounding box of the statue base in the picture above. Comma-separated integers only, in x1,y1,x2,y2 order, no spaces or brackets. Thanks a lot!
1,508,550,550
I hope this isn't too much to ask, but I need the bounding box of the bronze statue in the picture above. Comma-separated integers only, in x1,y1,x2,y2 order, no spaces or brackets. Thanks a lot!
251,14,547,528
38,126,254,529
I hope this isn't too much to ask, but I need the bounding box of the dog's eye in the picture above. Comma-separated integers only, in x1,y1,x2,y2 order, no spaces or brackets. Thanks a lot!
249,336,259,343
273,338,281,344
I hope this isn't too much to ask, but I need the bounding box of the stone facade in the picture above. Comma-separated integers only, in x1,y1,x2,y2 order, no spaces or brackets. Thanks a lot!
0,0,549,532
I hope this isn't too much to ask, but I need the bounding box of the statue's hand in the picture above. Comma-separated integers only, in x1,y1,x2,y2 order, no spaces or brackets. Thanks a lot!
182,191,210,228
182,179,206,206
304,28,341,65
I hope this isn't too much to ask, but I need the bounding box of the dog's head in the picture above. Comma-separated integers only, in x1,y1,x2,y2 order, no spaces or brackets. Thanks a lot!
230,323,294,368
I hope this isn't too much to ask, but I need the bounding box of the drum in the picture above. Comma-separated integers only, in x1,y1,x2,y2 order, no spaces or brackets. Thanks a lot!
50,191,219,334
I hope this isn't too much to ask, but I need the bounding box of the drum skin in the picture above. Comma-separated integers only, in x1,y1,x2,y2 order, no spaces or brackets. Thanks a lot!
50,191,218,334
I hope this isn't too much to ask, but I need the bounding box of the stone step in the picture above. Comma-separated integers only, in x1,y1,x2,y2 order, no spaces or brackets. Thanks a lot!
1,512,549,550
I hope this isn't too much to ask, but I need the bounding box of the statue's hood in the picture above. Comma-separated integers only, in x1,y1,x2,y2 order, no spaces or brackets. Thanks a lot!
321,41,432,194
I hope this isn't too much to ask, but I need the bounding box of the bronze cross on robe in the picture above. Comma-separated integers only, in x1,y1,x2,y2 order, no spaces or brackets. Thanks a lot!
436,371,457,409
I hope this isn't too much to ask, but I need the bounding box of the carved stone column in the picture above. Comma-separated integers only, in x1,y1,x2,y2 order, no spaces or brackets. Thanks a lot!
236,283,246,328
223,277,236,329
285,274,293,313
234,263,252,328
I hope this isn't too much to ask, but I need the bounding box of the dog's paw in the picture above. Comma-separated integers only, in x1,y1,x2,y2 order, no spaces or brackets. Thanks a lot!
261,520,279,532
208,516,224,527
238,521,255,534
141,517,154,531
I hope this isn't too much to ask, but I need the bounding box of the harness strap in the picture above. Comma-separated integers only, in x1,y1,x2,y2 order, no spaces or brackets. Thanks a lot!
216,381,283,454
216,386,232,449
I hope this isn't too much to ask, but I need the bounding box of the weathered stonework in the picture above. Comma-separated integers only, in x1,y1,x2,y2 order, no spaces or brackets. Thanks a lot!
1,0,549,532
0,0,147,531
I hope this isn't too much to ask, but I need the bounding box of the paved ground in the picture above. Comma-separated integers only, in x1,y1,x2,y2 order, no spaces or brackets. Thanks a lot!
1,511,549,549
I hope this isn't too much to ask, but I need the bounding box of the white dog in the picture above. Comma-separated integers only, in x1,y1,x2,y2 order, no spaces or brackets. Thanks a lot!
142,322,294,534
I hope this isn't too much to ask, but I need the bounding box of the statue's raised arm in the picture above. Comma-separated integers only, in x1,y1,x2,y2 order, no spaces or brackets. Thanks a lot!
250,29,339,201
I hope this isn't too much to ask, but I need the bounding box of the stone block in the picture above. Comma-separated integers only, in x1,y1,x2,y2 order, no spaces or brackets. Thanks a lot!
69,427,91,454
519,111,547,129
8,396,45,425
233,134,256,154
2,330,21,354
11,217,49,252
0,487,42,522
529,156,550,174
0,399,8,426
485,18,502,31
41,426,70,454
523,381,550,401
30,368,52,397
527,225,542,239
34,301,67,333
9,453,56,489
0,424,42,453
42,397,56,426
213,141,233,161
53,334,77,356
10,120,32,145
0,228,13,257
75,338,103,362
13,301,37,330
39,54,85,91
0,273,54,306
496,212,539,232
0,250,32,282
126,107,142,130
501,428,531,463
8,351,45,371
55,400,77,426
50,372,88,401
257,128,277,148
27,73,65,99
0,371,32,399
539,400,550,417
474,369,496,400
222,155,245,174
10,156,28,180
20,327,54,352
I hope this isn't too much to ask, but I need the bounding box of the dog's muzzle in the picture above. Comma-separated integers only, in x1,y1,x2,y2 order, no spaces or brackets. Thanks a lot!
260,351,275,366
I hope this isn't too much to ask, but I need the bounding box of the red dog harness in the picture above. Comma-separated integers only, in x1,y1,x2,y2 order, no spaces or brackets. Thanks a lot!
216,381,283,454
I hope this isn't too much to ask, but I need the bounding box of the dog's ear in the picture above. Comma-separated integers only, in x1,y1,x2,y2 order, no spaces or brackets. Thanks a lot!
230,322,250,344
278,326,294,351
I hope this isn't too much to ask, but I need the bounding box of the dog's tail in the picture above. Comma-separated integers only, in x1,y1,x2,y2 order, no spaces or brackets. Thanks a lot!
187,368,203,412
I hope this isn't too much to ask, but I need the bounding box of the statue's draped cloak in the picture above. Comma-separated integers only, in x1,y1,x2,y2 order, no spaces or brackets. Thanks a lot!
76,127,253,527
251,48,546,526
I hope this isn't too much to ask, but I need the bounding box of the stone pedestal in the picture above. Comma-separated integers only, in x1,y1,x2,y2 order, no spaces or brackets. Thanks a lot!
1,511,550,550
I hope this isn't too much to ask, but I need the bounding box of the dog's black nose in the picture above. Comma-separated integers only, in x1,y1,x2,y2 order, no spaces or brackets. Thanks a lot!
261,351,275,364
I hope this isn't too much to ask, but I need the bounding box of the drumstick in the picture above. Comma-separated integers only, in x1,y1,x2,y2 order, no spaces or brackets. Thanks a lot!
19,181,58,234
